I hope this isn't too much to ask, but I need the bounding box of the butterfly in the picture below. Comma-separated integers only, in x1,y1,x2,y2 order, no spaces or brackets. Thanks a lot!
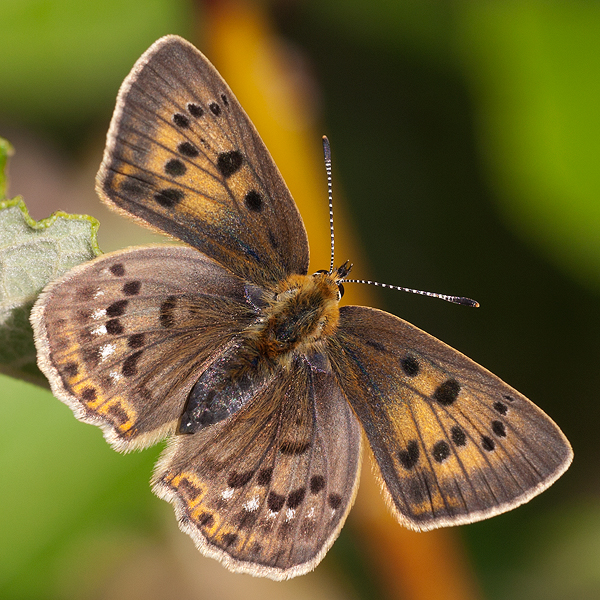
31,35,572,580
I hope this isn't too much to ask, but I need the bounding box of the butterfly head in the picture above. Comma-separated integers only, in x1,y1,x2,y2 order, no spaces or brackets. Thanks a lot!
313,260,352,301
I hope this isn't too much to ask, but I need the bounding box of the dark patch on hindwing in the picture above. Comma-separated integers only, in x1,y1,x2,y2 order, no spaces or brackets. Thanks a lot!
159,296,177,328
123,281,141,296
286,487,306,509
267,491,285,513
310,475,325,494
109,263,125,277
227,470,255,488
279,440,311,455
257,468,273,486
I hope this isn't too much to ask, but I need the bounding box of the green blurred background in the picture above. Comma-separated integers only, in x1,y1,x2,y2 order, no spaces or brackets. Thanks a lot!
1,1,599,599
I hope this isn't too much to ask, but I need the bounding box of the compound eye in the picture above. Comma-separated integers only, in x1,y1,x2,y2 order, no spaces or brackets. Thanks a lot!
313,269,329,276
337,283,345,299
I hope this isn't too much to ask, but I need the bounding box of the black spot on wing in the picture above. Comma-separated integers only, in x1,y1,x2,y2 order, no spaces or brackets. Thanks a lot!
433,378,460,406
365,340,385,352
267,492,285,512
107,300,128,317
110,263,125,276
279,440,311,455
80,387,97,402
482,435,495,451
310,475,325,494
398,440,420,470
106,319,123,335
432,440,451,463
492,420,507,437
173,113,189,128
451,425,467,446
401,356,420,376
63,362,79,377
244,190,263,211
227,470,255,488
159,296,177,328
178,141,199,157
122,350,143,377
187,103,203,117
198,512,214,528
257,468,273,485
217,150,243,178
123,281,141,296
286,487,306,509
154,188,184,208
221,533,238,547
127,333,145,349
327,493,342,509
493,401,508,415
164,158,186,176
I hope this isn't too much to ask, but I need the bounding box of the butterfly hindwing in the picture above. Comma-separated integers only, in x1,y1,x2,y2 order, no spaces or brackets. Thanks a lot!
328,306,573,531
152,354,362,579
96,35,309,287
31,245,259,451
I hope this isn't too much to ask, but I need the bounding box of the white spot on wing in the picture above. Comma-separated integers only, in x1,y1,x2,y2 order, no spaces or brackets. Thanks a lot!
92,325,107,336
221,488,234,500
92,308,107,320
109,370,122,382
100,343,116,361
285,508,296,521
243,496,260,512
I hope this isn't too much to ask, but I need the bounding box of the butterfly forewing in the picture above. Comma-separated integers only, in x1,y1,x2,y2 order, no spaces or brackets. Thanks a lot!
153,355,362,579
328,306,573,530
32,246,259,451
96,35,309,287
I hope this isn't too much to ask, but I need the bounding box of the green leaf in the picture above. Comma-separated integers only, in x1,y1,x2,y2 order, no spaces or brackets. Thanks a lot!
0,142,101,384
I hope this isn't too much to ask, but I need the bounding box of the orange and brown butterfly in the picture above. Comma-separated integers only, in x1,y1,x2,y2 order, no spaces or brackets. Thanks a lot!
31,35,572,580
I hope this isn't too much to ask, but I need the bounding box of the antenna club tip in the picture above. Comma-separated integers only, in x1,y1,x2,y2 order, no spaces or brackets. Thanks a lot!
461,298,480,308
322,136,331,160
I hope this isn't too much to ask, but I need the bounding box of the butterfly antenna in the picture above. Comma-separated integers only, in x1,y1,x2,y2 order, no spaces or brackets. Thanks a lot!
343,278,479,307
322,136,336,274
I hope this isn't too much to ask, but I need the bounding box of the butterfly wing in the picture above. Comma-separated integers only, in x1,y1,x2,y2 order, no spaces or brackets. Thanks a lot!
327,306,573,531
96,35,309,288
31,245,259,451
152,354,362,579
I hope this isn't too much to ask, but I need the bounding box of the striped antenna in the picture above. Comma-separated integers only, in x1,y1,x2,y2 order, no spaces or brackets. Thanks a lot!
320,136,478,308
322,136,335,274
343,278,479,307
